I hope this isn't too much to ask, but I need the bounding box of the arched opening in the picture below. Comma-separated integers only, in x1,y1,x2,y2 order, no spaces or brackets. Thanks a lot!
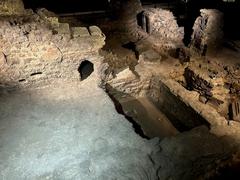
137,11,151,34
145,16,151,34
78,60,94,81
137,11,147,32
137,11,144,28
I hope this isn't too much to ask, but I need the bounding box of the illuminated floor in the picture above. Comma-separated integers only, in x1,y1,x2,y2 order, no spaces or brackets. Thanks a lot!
0,77,234,180
0,78,157,179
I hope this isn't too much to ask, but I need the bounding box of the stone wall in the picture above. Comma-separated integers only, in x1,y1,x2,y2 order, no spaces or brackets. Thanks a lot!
108,1,184,56
146,75,210,131
142,8,184,44
133,8,185,55
0,9,105,89
190,9,224,56
0,0,25,15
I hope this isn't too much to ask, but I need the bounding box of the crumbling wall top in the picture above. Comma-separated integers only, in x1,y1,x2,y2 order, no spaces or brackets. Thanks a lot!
0,0,25,15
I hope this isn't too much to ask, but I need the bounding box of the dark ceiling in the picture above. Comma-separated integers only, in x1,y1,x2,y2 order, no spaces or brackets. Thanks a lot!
22,0,110,13
22,0,238,14
21,0,240,40
22,0,186,13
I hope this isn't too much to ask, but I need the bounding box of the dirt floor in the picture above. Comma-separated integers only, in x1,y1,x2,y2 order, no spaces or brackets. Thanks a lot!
115,96,178,138
0,77,159,179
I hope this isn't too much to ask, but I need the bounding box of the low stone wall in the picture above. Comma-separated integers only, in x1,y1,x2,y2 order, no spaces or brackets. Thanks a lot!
146,75,210,131
0,9,105,89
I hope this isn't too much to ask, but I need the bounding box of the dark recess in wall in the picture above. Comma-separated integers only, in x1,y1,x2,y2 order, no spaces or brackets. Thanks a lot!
78,60,94,81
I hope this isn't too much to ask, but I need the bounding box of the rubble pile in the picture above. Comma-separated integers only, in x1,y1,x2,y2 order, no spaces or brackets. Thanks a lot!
178,58,240,121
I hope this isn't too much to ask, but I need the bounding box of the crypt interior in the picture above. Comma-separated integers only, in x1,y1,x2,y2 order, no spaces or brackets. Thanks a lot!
1,0,240,179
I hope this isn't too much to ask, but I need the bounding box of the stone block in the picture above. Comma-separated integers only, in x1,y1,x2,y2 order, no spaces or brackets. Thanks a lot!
41,46,62,62
71,27,90,38
57,23,70,34
36,8,59,27
89,26,103,36
48,17,59,27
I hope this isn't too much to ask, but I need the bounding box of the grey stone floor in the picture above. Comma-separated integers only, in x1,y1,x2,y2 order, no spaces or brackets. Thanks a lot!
0,78,157,180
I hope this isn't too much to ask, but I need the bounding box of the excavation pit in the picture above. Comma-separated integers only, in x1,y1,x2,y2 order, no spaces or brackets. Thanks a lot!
106,74,211,138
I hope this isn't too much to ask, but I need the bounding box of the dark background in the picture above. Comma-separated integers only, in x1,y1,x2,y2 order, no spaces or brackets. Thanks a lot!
23,0,110,12
21,0,224,13
22,0,240,40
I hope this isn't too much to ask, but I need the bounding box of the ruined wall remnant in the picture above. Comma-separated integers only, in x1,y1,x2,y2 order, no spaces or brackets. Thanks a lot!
190,9,224,56
108,1,184,56
0,0,25,15
141,8,184,44
134,8,184,56
0,8,105,89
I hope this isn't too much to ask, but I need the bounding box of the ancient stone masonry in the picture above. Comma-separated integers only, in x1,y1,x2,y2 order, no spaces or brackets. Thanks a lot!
105,1,185,57
190,9,224,56
134,8,185,57
0,8,105,89
141,8,184,44
0,0,25,15
172,57,240,122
